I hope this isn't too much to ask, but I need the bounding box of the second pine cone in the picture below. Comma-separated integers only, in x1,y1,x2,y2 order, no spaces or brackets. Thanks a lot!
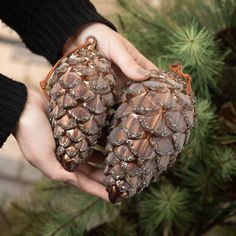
104,68,196,203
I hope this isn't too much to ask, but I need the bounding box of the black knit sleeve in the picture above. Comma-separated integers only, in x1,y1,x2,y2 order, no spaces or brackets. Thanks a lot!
0,0,116,64
0,0,115,147
29,0,116,64
0,74,27,147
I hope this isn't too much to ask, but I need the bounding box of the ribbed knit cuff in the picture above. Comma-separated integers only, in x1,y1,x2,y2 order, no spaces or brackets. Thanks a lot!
0,74,27,147
27,0,117,64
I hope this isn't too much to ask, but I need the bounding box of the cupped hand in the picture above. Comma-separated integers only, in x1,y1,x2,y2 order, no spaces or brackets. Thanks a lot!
62,22,157,80
13,23,156,203
13,89,109,201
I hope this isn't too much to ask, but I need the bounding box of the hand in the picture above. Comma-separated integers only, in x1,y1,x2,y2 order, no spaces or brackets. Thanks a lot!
13,89,109,201
62,22,157,80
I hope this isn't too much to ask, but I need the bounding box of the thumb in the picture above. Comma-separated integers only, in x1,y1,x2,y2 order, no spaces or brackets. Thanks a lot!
110,43,150,81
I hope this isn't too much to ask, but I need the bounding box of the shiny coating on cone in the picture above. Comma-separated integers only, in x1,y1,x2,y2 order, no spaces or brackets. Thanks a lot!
48,45,116,171
104,69,196,203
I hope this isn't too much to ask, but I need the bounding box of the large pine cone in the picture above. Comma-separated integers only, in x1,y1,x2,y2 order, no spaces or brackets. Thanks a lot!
43,36,116,172
104,68,196,203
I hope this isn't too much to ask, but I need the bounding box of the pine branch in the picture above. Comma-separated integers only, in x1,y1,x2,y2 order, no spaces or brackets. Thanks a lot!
186,99,217,158
41,185,70,191
18,217,40,236
11,203,47,236
197,202,236,235
163,224,169,236
11,203,45,225
167,21,224,98
139,184,193,235
175,147,236,201
50,199,99,236
0,206,11,230
98,217,137,236
117,0,168,32
201,170,214,205
210,147,236,184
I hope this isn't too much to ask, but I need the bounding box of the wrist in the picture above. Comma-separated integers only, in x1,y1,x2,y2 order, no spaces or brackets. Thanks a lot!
0,76,27,146
12,89,46,135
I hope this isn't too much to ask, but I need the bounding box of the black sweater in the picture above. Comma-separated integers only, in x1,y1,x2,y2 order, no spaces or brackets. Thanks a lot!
0,0,115,147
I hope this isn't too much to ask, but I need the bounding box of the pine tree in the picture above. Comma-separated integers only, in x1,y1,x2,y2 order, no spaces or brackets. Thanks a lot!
1,0,236,235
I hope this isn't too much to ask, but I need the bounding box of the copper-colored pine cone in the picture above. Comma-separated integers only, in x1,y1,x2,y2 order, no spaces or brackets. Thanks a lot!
104,68,196,203
43,36,116,172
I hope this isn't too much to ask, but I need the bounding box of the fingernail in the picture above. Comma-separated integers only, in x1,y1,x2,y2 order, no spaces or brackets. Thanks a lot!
137,68,150,77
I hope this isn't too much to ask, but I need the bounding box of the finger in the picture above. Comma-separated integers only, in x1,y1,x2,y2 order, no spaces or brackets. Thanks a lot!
35,149,109,201
15,106,108,201
70,171,109,202
41,97,50,118
76,162,105,184
110,41,150,81
133,52,156,70
125,41,157,70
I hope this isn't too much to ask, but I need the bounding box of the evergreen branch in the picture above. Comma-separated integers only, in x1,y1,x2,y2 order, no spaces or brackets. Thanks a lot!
139,184,193,235
50,199,99,236
0,206,11,230
117,0,168,32
163,224,169,236
215,134,236,145
11,203,47,236
201,170,213,205
11,203,44,224
117,14,126,31
41,185,70,191
99,217,137,236
167,21,224,98
210,147,236,183
186,99,217,158
18,218,38,236
176,147,236,202
197,202,236,235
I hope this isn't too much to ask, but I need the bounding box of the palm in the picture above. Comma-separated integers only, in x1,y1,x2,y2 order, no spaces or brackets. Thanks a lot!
13,23,156,202
14,90,108,201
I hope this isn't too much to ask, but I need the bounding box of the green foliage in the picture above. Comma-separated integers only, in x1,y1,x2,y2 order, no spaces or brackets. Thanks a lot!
115,0,236,235
176,148,236,200
0,180,119,236
168,22,224,98
210,147,236,184
42,212,84,236
139,184,193,235
187,99,216,158
98,218,137,236
117,0,231,99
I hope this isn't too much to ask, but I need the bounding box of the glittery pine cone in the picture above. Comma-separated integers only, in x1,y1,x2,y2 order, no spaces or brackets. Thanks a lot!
104,67,196,203
41,36,116,172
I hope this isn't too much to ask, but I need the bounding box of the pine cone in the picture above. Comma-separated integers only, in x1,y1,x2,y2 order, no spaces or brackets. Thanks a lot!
41,36,116,172
104,66,196,203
